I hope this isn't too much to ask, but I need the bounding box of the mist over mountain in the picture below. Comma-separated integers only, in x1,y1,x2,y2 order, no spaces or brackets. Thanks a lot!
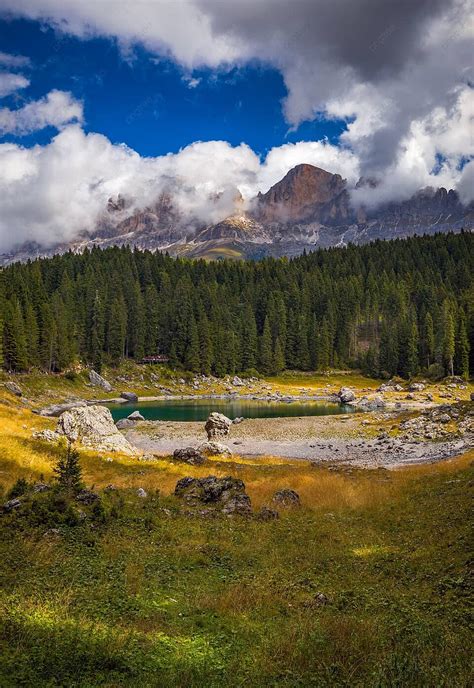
1,162,472,265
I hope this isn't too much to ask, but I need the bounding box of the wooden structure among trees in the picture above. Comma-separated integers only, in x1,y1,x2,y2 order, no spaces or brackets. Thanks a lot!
138,355,169,364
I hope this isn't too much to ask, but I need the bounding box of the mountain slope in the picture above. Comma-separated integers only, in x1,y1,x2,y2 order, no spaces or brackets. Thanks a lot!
1,164,472,264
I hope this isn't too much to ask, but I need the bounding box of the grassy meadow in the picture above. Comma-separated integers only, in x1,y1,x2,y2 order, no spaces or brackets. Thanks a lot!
0,394,473,687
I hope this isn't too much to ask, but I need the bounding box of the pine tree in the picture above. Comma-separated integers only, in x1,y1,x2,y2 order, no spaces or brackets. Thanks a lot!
144,284,160,355
54,442,83,494
3,298,28,371
198,315,213,375
455,309,470,379
107,295,127,365
258,317,273,374
241,304,257,371
318,319,331,370
184,317,200,372
422,312,435,369
272,337,285,374
441,301,455,377
90,290,105,373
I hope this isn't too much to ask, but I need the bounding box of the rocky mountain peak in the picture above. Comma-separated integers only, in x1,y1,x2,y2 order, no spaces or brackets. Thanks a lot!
256,163,350,225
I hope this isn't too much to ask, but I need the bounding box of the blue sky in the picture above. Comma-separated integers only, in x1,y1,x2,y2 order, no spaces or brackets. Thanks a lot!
0,17,347,157
0,1,471,253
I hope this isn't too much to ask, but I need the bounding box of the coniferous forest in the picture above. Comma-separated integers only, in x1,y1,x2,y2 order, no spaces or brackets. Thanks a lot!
1,232,472,379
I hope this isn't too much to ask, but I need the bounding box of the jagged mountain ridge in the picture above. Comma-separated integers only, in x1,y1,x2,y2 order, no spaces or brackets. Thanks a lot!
1,164,472,264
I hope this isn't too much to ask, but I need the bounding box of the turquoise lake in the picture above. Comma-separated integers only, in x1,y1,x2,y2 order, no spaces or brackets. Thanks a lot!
107,398,357,422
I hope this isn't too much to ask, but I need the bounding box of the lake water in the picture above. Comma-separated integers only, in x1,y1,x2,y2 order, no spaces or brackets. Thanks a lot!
107,398,357,422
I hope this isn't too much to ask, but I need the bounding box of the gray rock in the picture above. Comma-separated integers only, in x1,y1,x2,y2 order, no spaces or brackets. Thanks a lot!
33,429,61,442
56,405,137,455
205,412,232,440
37,400,88,417
174,475,251,515
199,441,232,456
439,414,451,423
5,381,22,397
232,376,244,386
272,489,301,507
33,483,50,493
173,447,206,465
120,392,138,403
127,410,145,421
89,370,113,392
2,498,21,513
115,418,135,430
314,592,331,606
137,488,147,498
356,395,386,410
257,506,279,520
75,489,100,505
338,387,356,403
408,382,425,392
232,416,244,424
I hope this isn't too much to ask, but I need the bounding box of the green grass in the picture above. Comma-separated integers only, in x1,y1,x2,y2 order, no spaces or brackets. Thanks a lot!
0,450,472,687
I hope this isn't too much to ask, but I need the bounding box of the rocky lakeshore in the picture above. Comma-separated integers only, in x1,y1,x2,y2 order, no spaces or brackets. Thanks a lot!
124,402,474,469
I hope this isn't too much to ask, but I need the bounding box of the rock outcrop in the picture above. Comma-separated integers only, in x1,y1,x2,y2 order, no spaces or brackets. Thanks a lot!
89,370,113,392
5,381,22,397
174,475,251,515
199,441,232,456
338,387,356,403
56,405,137,455
120,392,138,403
37,400,89,417
173,447,206,465
272,489,301,507
205,412,232,440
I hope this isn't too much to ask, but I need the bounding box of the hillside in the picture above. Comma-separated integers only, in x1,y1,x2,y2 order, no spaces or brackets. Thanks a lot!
1,232,473,381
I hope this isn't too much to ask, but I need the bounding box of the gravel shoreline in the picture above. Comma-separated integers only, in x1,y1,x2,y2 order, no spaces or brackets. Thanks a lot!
125,413,473,469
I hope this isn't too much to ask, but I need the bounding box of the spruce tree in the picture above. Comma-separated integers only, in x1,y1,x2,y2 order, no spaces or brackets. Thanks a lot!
272,337,285,374
54,442,83,494
184,317,200,372
3,298,28,371
455,309,470,379
441,301,455,377
259,317,273,374
90,290,105,373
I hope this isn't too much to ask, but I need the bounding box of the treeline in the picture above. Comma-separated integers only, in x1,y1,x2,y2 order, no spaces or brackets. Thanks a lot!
0,232,472,379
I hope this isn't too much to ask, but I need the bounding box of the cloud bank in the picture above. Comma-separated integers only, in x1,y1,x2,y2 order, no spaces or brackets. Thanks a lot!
0,0,472,251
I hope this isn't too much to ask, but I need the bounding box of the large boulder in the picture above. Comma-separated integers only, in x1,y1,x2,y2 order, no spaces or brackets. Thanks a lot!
5,381,22,397
199,441,232,456
89,370,113,392
37,400,88,417
127,410,145,421
115,418,135,430
272,489,301,507
338,387,356,403
408,382,425,392
356,395,386,410
120,392,138,403
174,475,251,515
173,447,206,465
56,405,137,455
205,412,232,440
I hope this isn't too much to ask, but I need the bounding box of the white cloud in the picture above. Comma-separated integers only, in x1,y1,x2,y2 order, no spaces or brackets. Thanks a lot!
1,0,471,202
183,75,201,89
0,51,31,68
0,89,83,135
0,71,29,97
0,124,365,252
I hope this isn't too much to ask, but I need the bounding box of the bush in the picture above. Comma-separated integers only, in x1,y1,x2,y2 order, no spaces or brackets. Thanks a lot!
64,370,78,381
426,362,445,381
7,477,29,500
